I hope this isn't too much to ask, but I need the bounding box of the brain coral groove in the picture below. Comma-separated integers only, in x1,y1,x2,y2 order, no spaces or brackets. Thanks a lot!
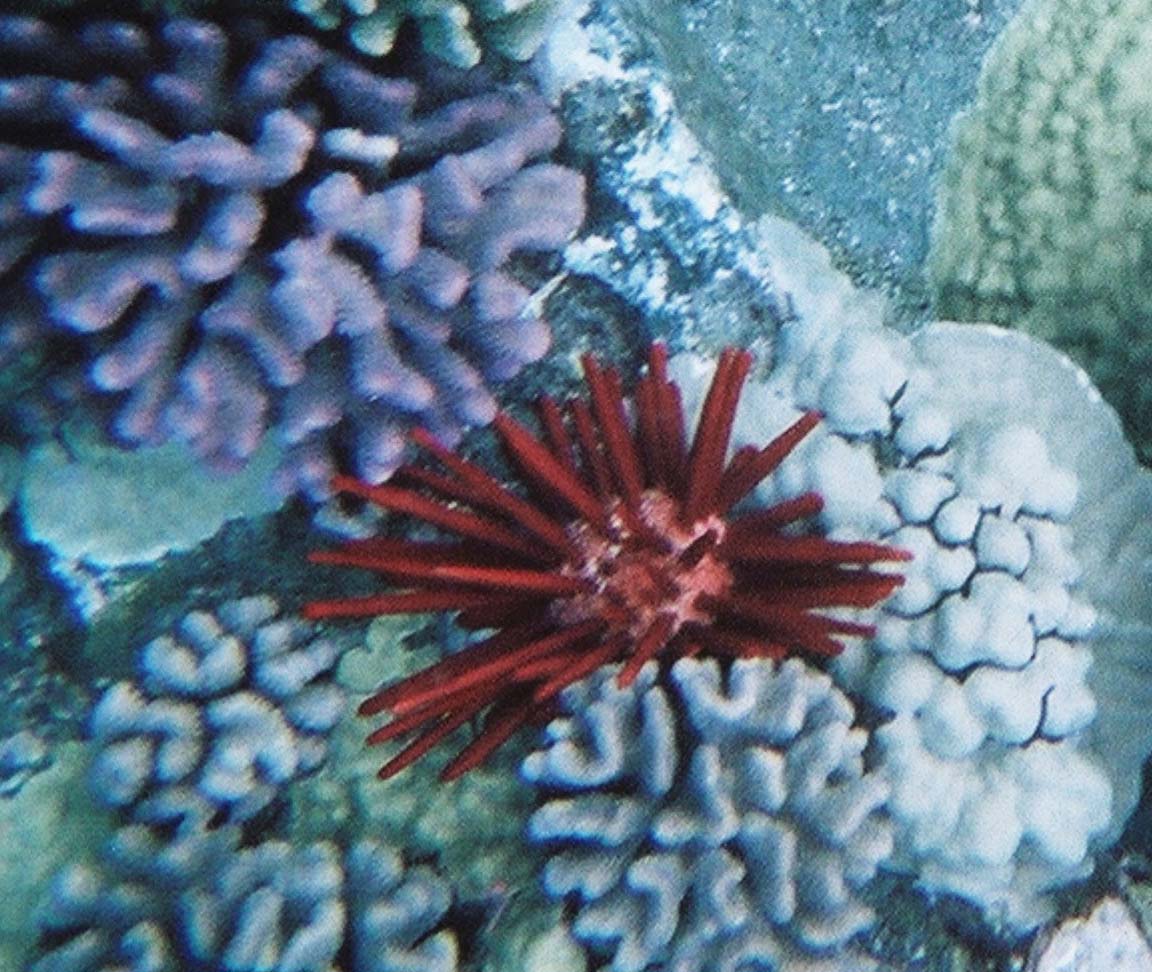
0,14,584,499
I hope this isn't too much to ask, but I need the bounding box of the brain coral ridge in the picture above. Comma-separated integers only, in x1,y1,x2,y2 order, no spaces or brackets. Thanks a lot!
928,0,1152,460
665,313,1152,931
0,13,584,499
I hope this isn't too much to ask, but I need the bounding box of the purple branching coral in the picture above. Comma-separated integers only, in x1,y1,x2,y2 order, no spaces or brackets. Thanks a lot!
0,15,584,498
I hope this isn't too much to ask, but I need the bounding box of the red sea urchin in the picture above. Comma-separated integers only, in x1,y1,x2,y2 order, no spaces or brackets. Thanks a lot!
304,345,911,780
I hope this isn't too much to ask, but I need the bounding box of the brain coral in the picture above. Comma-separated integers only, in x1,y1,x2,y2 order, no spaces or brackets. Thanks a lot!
0,14,584,499
672,312,1152,931
928,0,1152,458
289,0,564,66
523,658,892,972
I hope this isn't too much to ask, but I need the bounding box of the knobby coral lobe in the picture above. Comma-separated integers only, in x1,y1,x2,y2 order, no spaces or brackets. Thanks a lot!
305,344,911,780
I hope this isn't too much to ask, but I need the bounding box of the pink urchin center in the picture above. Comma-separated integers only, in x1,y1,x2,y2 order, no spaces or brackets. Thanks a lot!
553,489,734,643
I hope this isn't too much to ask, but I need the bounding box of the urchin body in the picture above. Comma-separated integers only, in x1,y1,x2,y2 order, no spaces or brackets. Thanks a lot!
307,345,910,778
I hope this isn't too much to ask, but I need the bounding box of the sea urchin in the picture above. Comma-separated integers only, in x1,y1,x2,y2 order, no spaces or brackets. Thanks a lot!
305,345,910,780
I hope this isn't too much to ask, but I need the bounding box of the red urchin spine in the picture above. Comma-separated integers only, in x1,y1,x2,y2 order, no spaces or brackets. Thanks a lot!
305,344,911,780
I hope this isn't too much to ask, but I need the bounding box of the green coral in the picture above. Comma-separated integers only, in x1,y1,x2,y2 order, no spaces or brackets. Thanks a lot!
288,617,540,900
928,0,1152,458
0,745,117,970
291,0,565,66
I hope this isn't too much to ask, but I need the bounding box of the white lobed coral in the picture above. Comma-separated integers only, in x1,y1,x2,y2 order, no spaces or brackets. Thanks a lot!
1027,897,1152,972
88,596,344,825
669,309,1152,930
523,658,891,972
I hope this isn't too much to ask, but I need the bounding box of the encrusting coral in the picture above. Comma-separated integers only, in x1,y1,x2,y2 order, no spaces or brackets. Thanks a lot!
305,343,910,781
928,0,1152,459
523,657,892,972
0,14,584,499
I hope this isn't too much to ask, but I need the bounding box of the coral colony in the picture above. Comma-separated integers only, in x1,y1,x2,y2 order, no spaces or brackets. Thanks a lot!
306,345,911,779
89,597,344,826
0,15,584,499
523,658,893,971
35,838,460,972
289,0,564,66
930,0,1152,459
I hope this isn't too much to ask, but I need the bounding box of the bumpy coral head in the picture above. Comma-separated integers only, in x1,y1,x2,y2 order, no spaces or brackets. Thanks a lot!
305,345,911,779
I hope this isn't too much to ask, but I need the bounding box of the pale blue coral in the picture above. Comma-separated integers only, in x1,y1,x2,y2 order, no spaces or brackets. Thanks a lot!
88,597,344,825
523,658,891,972
35,596,460,971
32,837,457,972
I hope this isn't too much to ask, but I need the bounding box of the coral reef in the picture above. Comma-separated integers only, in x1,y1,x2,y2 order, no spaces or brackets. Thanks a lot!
668,313,1152,930
305,343,908,780
289,0,565,67
88,596,344,825
522,657,891,972
31,837,458,972
5,0,1152,966
0,14,583,499
928,0,1152,458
